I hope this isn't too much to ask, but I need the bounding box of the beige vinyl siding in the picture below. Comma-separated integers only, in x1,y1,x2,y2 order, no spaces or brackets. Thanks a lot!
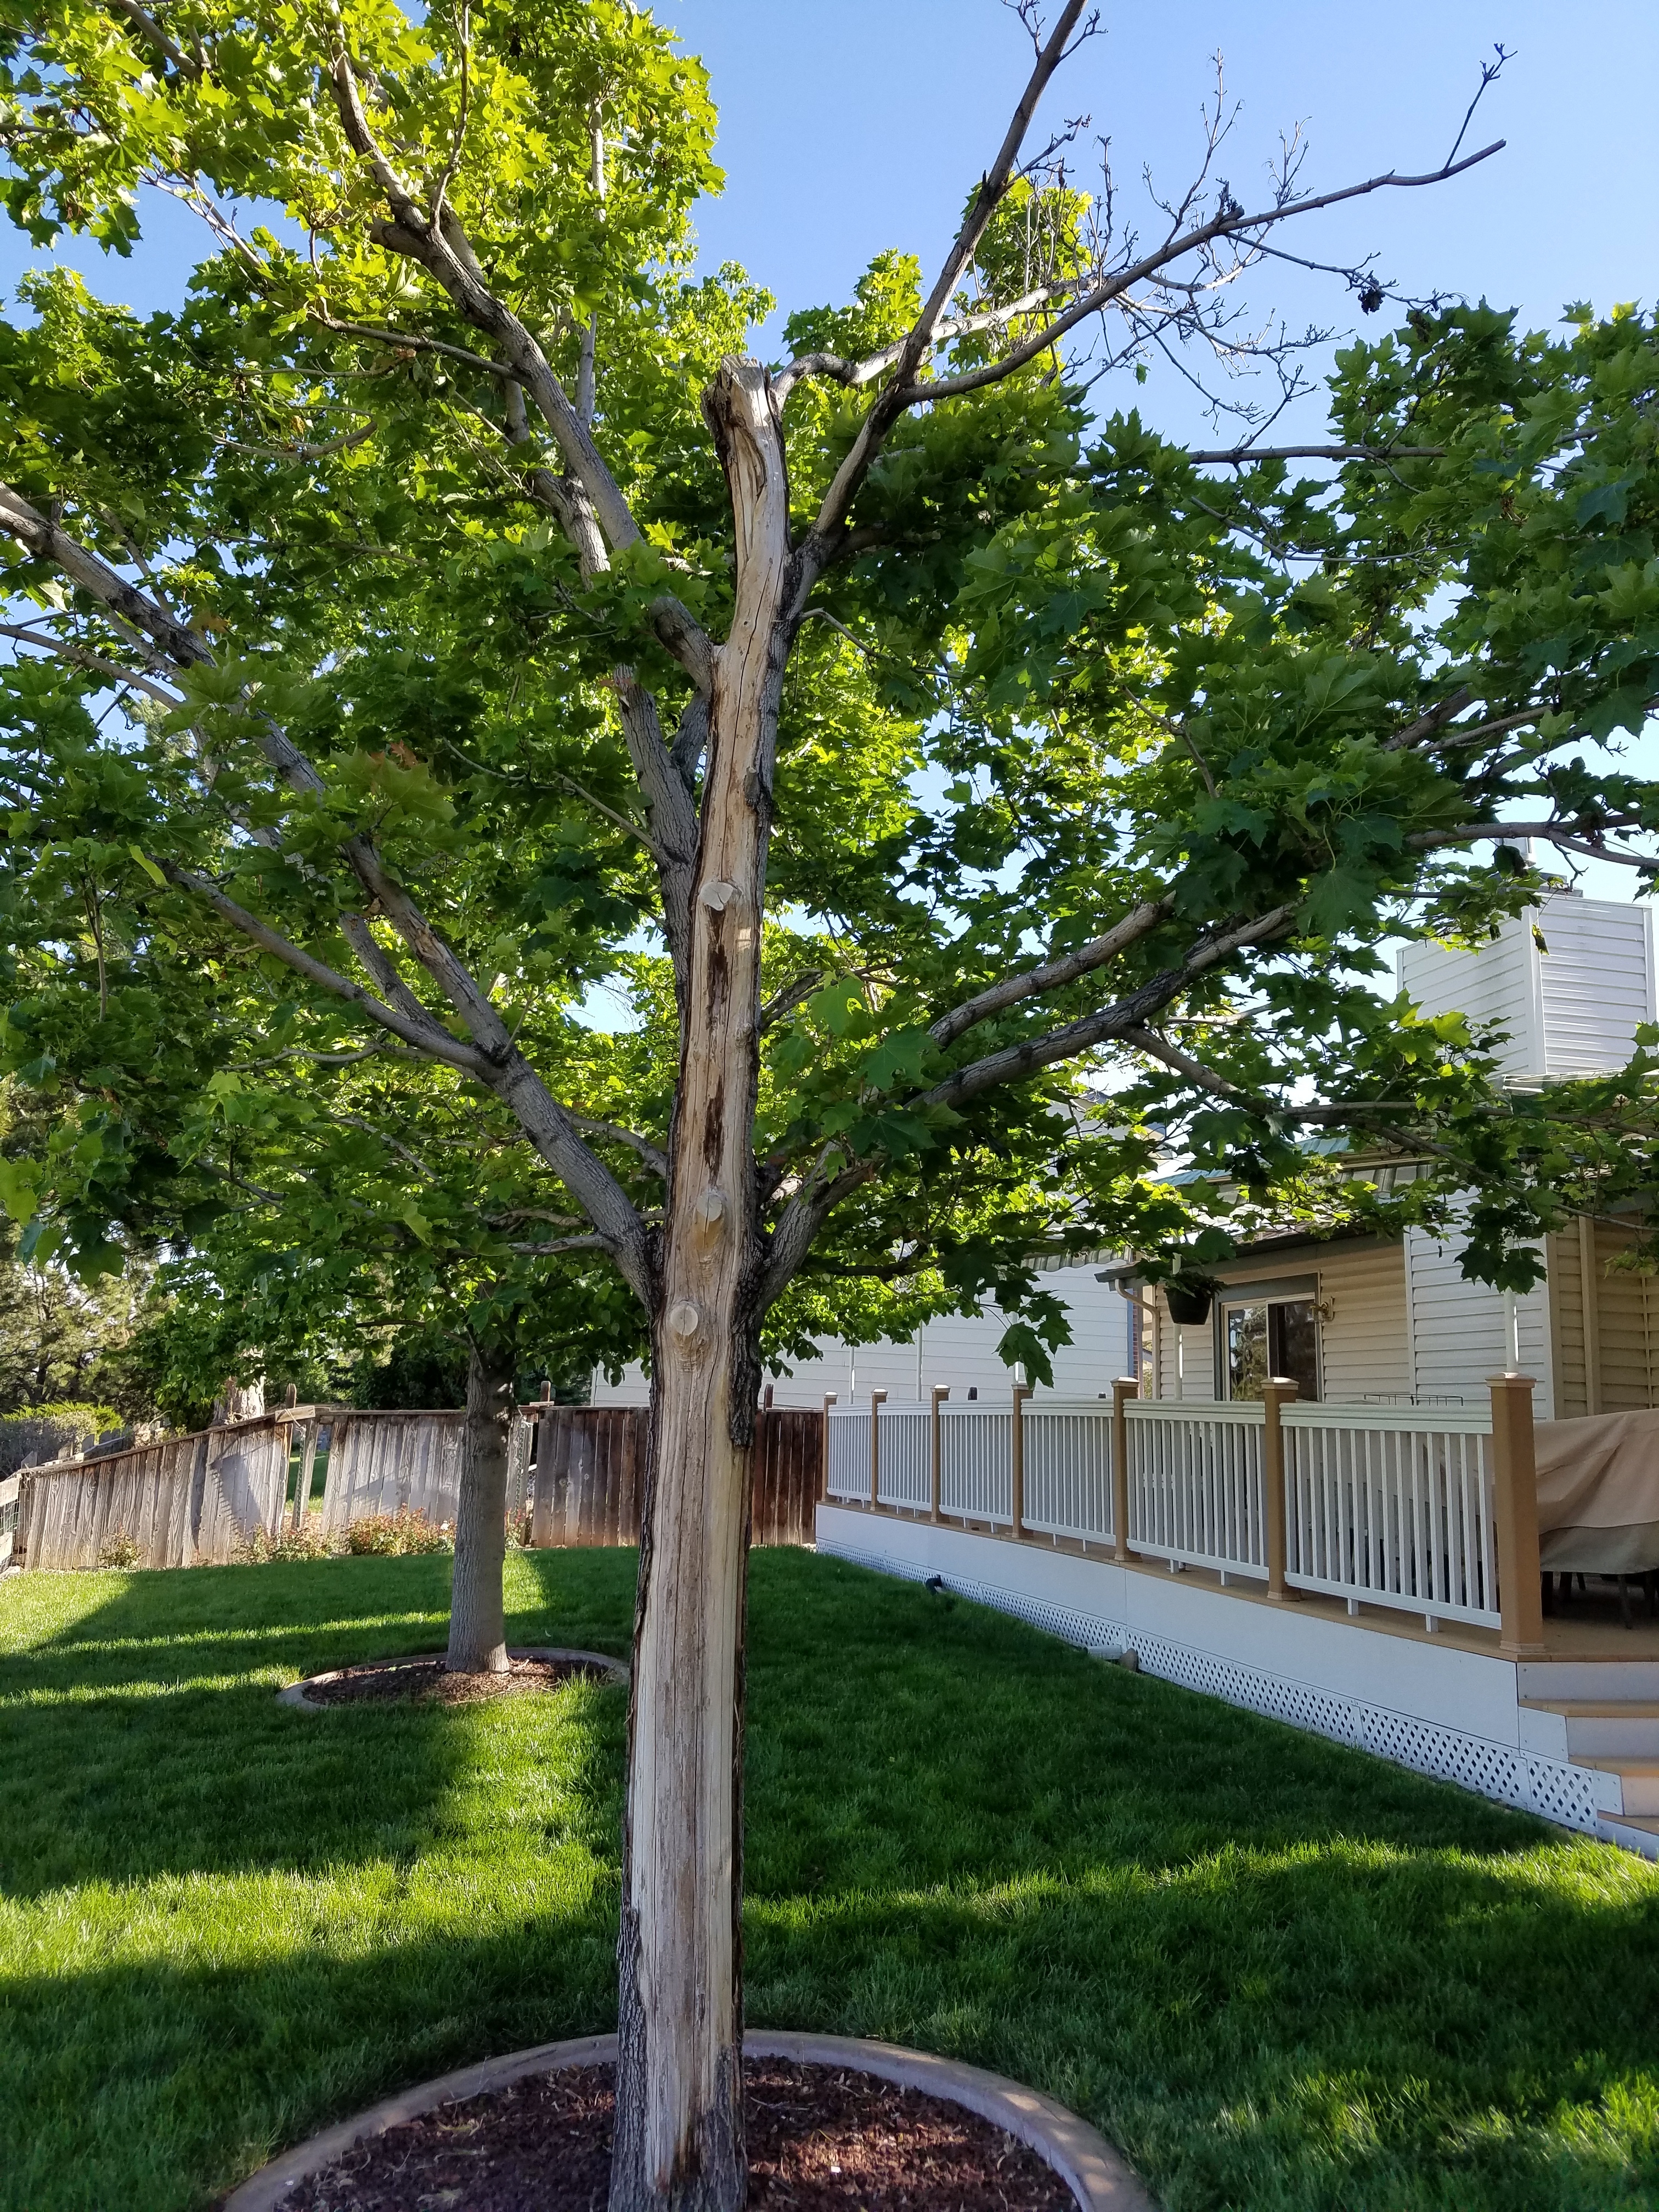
1314,1240,1411,1401
1592,1224,1656,1409
1547,1228,1588,1417
1149,1309,1218,1400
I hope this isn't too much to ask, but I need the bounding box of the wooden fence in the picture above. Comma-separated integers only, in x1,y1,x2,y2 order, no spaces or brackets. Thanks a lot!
13,1414,298,1571
9,1401,823,1571
526,1405,821,1549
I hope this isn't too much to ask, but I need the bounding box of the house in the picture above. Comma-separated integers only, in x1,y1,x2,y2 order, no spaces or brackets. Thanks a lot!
594,890,1659,1418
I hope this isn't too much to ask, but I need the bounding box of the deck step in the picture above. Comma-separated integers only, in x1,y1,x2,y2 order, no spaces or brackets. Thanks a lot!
1521,1702,1659,1757
1596,1812,1659,1863
1519,1661,1659,1703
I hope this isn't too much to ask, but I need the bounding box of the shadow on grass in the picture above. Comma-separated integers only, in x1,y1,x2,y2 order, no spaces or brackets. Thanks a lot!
2,1547,1656,2212
0,1550,637,1899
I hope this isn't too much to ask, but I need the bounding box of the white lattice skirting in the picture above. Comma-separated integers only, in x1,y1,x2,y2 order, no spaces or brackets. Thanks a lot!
819,1518,1613,1837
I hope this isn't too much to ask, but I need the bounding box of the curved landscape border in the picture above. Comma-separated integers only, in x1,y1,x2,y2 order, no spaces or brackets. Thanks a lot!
219,2028,1158,2211
275,1646,629,1709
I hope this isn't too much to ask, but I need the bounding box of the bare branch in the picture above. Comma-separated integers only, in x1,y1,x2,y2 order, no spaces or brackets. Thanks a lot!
231,1043,424,1071
0,623,182,707
221,422,376,462
328,43,657,572
758,904,1296,1312
911,140,1504,408
4,488,654,1300
1,482,211,673
1406,815,1647,853
917,904,1299,1115
567,1115,668,1179
1187,442,1445,465
774,280,1085,401
104,0,199,78
928,897,1176,1047
326,1110,436,1178
507,1234,611,1255
312,311,514,380
800,0,1090,560
160,863,491,1073
1382,685,1475,752
759,968,827,1033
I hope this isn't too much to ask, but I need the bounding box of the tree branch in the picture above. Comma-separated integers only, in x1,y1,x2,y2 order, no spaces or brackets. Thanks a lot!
928,897,1176,1047
0,623,182,707
328,45,657,572
916,904,1300,1115
2,481,653,1296
1407,815,1647,853
104,0,199,78
160,863,490,1071
909,141,1504,409
774,281,1086,402
799,0,1089,563
567,1115,668,1178
1187,442,1446,465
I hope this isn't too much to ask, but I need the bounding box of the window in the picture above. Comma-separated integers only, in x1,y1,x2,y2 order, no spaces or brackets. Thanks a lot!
1224,1297,1320,1402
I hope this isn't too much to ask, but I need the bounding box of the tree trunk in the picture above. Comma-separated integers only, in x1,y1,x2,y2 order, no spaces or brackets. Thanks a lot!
211,1373,265,1424
447,1341,516,1674
610,357,795,2212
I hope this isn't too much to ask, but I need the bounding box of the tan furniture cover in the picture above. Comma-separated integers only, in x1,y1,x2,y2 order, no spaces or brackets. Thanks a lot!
1534,1408,1659,1573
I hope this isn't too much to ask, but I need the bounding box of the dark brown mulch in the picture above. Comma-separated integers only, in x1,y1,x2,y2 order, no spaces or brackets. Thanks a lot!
282,2058,1075,2210
301,1655,615,1707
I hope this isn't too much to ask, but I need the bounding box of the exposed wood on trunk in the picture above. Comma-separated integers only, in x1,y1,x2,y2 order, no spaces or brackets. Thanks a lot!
612,357,797,2212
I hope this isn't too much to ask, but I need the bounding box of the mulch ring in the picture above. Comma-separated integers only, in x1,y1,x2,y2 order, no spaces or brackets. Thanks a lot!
301,1654,618,1708
281,2058,1075,2210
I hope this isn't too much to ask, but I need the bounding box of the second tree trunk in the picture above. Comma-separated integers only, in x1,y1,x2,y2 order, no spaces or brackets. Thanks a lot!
447,1341,516,1674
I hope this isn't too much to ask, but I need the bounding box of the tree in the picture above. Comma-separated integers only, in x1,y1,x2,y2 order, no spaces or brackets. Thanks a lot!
39,986,653,1668
7,4,1659,2204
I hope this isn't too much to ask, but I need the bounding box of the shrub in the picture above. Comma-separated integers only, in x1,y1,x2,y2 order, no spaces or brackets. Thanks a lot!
506,1507,533,1549
345,1506,450,1556
236,1520,338,1565
97,1532,143,1570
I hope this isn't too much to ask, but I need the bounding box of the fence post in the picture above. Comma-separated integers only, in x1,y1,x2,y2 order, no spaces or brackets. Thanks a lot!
868,1389,887,1509
930,1385,949,1523
1262,1376,1298,1601
1489,1373,1546,1658
1111,1377,1137,1561
1011,1383,1031,1539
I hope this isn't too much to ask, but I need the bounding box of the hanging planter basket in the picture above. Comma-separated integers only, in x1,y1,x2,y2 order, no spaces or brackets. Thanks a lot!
1163,1277,1218,1327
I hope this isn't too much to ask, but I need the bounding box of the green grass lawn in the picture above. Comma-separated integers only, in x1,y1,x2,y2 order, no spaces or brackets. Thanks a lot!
2,1550,1657,2212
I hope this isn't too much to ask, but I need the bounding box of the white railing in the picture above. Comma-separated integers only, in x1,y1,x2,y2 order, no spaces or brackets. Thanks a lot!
876,1406,932,1512
1124,1399,1266,1578
941,1405,1013,1526
825,1410,872,1502
1283,1404,1499,1628
825,1389,1513,1635
1022,1402,1114,1543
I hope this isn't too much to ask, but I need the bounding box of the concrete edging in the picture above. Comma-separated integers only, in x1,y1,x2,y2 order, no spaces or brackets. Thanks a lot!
220,2029,1158,2211
275,1646,628,1710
